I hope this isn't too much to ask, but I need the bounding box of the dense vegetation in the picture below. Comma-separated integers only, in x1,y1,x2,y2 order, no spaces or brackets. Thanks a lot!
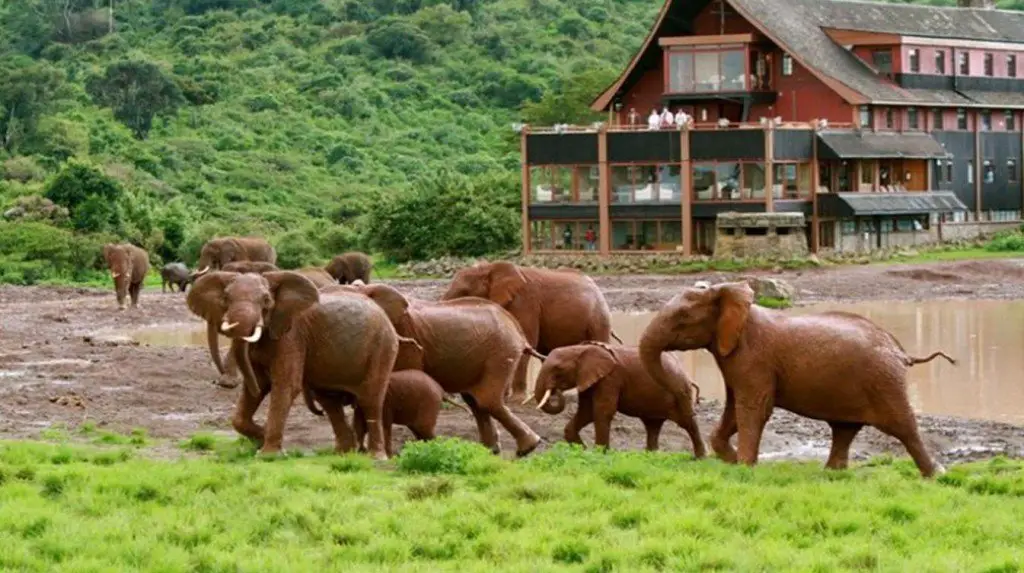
1,436,1023,571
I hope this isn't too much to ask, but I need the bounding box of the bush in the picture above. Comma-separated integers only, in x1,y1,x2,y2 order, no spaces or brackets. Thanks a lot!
985,230,1024,252
43,160,126,233
395,438,498,475
274,230,321,269
2,157,45,182
0,222,109,284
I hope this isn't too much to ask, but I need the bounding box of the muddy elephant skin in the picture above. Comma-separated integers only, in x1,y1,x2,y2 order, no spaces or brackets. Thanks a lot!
325,252,372,284
193,237,276,277
186,271,399,458
638,281,957,478
442,262,618,398
160,262,192,293
532,342,705,456
352,283,543,457
221,261,280,274
103,243,150,310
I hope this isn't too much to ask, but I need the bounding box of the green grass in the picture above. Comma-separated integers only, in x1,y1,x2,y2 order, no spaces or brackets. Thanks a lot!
0,439,1022,571
755,296,792,309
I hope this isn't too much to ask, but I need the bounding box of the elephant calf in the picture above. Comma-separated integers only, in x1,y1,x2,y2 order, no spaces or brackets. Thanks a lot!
161,262,192,293
306,369,468,457
532,341,705,456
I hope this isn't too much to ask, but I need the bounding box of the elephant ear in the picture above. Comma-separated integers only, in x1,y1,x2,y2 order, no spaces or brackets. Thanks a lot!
361,284,410,329
263,271,320,340
715,282,754,357
219,239,242,266
489,262,527,307
187,271,236,322
576,343,617,393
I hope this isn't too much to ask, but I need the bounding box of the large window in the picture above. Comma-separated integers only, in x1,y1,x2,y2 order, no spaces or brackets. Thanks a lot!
983,160,995,184
531,220,600,251
908,49,920,73
610,164,681,203
872,49,892,74
1006,110,1016,131
1009,158,1018,183
984,53,994,77
667,45,746,93
932,108,944,130
611,220,683,251
1009,55,1018,78
907,108,919,130
692,161,767,200
935,160,953,184
935,50,946,74
859,106,872,128
981,110,992,131
530,166,574,203
958,51,970,75
957,108,968,130
773,163,813,198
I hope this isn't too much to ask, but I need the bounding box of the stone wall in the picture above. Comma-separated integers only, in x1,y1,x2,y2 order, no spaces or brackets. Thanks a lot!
938,221,1021,242
833,228,939,254
713,212,809,260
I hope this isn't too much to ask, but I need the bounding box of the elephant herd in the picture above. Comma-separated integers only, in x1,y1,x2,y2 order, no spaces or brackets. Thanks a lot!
103,237,958,478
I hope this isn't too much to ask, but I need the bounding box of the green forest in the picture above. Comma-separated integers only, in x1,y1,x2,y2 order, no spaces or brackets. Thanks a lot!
0,0,1021,283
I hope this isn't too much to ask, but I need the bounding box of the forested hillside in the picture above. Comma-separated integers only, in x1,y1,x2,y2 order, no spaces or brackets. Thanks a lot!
0,0,658,280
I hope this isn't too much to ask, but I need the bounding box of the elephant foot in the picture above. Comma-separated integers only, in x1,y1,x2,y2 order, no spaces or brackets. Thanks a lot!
515,433,542,458
215,374,240,389
711,438,737,463
257,447,284,459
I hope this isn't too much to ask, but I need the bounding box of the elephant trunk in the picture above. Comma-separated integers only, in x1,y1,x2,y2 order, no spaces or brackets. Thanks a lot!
533,377,566,415
231,338,262,398
638,320,690,403
206,319,225,374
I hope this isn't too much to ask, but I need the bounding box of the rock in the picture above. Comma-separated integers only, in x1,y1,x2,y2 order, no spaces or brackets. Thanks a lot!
83,334,139,347
747,277,796,301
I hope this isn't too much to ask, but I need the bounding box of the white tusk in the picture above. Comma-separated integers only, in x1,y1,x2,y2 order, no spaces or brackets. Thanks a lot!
196,266,210,275
694,280,711,289
536,389,552,410
351,279,365,286
220,321,238,332
520,394,533,405
242,324,262,343
111,273,121,278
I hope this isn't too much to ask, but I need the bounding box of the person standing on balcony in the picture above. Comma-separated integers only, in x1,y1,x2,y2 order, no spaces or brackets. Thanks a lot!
584,225,596,251
675,108,691,128
660,106,674,128
627,107,640,127
647,109,660,130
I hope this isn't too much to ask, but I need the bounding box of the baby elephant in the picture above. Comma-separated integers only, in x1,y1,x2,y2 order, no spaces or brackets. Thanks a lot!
161,262,192,293
531,341,705,456
306,370,468,457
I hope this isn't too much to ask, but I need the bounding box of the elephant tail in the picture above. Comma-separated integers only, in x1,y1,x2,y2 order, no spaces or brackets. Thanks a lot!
610,330,624,344
691,381,701,406
523,346,547,361
303,384,324,417
442,394,471,414
907,351,957,367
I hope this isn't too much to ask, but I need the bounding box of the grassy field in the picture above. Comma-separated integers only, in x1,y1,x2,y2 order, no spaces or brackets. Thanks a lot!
1,436,1022,572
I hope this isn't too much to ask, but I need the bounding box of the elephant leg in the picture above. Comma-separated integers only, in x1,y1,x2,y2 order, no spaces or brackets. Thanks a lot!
642,418,665,452
825,422,863,470
461,392,500,455
672,402,707,459
711,388,739,463
129,282,141,308
508,356,531,403
733,388,774,467
231,382,270,443
353,407,367,452
873,414,940,478
162,280,167,294
508,316,541,402
355,382,388,461
592,408,615,450
261,355,305,454
218,348,241,389
315,393,357,453
564,393,593,446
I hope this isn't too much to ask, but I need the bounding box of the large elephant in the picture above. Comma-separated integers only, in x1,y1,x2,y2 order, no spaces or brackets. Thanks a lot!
325,252,372,284
638,280,956,478
442,262,620,399
192,236,276,277
222,261,280,274
531,341,705,455
187,271,399,458
352,283,543,456
103,243,150,310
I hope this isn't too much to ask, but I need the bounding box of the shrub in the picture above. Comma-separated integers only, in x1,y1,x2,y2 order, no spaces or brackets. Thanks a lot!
43,160,125,233
2,157,45,182
396,438,498,475
0,222,108,284
274,230,321,269
985,230,1024,252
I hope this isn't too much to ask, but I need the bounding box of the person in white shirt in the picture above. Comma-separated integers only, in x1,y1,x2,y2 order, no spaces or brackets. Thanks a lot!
660,106,674,128
627,107,640,126
674,108,690,128
647,110,660,130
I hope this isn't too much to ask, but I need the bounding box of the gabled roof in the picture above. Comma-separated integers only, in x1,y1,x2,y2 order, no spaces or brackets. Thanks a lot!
825,192,968,216
591,0,1024,112
817,131,951,160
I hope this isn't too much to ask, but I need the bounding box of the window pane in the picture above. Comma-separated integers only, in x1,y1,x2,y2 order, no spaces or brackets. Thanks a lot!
721,50,745,90
797,163,812,197
611,220,635,250
639,221,658,250
984,160,995,184
1006,110,1016,131
556,222,578,250
632,166,658,202
908,108,918,129
611,166,632,203
967,160,974,184
530,167,553,203
660,221,682,250
744,163,766,198
935,50,945,74
1009,55,1018,78
716,162,741,199
774,164,798,197
581,221,599,251
694,52,719,91
668,52,694,92
658,165,681,201
552,167,572,203
909,49,919,72
530,220,553,250
575,166,598,202
1009,159,1018,182
933,109,943,130
861,161,874,186
693,163,716,200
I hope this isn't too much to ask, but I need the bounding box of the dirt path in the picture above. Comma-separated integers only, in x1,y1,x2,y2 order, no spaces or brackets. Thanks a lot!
1,258,1022,466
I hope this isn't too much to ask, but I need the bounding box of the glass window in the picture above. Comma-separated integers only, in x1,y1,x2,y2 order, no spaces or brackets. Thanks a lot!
967,159,974,184
715,162,741,199
932,108,943,130
837,161,853,192
841,220,857,235
774,164,798,197
580,221,599,251
957,108,968,130
693,163,716,200
633,165,658,202
981,111,992,131
744,162,766,198
530,220,553,250
1009,55,1018,78
984,53,994,76
872,49,892,74
896,218,914,233
1009,159,1018,183
798,163,812,196
638,221,659,250
908,108,919,130
611,220,635,250
721,50,744,90
909,49,920,73
575,166,598,202
660,221,682,249
782,53,793,76
667,52,694,93
984,160,995,184
557,222,578,250
958,51,970,75
944,161,953,183
1006,110,1016,131
861,161,875,187
658,165,682,201
935,50,946,74
694,52,719,92
611,166,632,203
530,167,554,203
884,108,894,129
859,106,872,128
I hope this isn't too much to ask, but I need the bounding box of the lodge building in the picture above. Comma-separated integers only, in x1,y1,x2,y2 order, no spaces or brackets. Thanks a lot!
519,0,1024,255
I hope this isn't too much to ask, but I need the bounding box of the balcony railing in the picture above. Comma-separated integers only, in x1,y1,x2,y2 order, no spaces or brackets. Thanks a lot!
523,120,853,135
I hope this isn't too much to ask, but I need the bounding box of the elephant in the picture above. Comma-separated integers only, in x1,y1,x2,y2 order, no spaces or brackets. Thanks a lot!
192,236,276,278
442,261,621,400
102,243,150,310
349,283,544,456
637,280,957,478
305,369,469,457
294,267,336,289
186,271,399,458
325,251,372,284
221,261,280,274
531,341,705,455
160,262,192,293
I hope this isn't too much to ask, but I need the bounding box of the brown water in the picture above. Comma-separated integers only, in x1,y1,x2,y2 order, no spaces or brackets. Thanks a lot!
611,300,1024,425
128,300,1024,424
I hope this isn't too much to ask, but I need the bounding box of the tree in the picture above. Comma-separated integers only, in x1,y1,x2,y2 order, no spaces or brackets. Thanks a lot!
521,68,616,126
0,57,65,154
43,159,125,233
86,60,185,139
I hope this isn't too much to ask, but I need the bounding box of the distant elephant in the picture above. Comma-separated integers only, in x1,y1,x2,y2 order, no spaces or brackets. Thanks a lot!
442,261,621,399
325,252,372,284
161,262,192,293
192,236,276,278
294,267,336,288
102,243,150,310
221,261,280,274
532,342,705,455
638,281,957,478
187,271,399,458
351,283,544,456
306,369,469,457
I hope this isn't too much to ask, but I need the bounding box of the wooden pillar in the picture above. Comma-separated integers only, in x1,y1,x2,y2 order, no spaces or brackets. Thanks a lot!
765,121,775,212
681,124,693,255
811,120,820,253
520,127,531,254
873,160,880,191
598,126,611,255
975,110,983,220
1020,112,1024,218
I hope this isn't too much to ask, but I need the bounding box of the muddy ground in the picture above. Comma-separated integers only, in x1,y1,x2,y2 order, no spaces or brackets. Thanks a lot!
1,258,1022,466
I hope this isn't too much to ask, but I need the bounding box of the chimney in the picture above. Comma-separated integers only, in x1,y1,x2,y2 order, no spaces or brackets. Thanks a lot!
957,0,995,8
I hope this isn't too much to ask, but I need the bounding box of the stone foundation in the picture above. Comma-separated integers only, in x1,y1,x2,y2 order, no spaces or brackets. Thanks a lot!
713,212,808,260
